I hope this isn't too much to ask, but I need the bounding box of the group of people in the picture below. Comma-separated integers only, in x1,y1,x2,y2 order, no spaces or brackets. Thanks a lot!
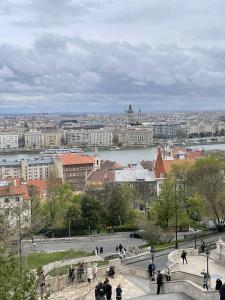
95,278,122,300
95,246,104,255
68,262,98,283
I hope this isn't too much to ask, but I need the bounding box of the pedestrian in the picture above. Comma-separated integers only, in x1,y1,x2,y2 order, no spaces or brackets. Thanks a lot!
100,247,104,254
164,266,171,281
181,250,188,264
216,278,223,290
95,281,106,300
92,262,98,280
122,248,126,260
95,246,99,255
203,274,208,290
220,282,225,300
87,263,93,284
119,244,123,253
116,284,122,300
201,240,205,253
103,278,112,300
148,262,153,278
156,270,163,294
116,246,119,253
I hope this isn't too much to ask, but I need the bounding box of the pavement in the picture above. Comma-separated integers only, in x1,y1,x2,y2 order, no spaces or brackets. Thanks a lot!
172,250,225,288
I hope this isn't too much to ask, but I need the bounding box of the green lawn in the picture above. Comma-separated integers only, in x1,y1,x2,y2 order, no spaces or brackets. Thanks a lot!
48,260,109,277
26,250,92,270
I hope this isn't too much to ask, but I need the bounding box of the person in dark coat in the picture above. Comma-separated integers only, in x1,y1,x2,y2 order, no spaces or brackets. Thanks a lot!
95,281,106,300
220,283,225,300
148,263,153,278
156,270,163,294
103,278,112,300
116,284,122,300
201,240,205,253
216,279,223,290
116,246,119,253
119,244,123,253
181,250,188,264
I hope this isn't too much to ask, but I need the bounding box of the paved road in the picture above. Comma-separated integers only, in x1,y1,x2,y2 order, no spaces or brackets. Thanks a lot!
126,232,225,271
22,233,144,255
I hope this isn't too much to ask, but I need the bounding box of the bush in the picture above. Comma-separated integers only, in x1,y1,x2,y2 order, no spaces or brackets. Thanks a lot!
114,224,138,232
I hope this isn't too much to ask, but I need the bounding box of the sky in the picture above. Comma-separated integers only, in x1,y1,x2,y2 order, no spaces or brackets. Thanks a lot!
0,0,225,113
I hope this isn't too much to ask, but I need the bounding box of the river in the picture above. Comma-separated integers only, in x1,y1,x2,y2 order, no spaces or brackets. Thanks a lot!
1,143,225,166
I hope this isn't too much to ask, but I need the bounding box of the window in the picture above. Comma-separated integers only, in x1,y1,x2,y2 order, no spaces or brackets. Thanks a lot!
15,197,20,202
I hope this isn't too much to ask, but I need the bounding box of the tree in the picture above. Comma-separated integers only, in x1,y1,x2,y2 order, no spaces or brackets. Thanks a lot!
0,247,38,300
65,200,82,231
80,195,102,232
188,156,225,223
106,184,134,226
151,175,176,229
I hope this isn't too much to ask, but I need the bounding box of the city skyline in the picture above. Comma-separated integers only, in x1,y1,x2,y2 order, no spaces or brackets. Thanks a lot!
1,0,225,113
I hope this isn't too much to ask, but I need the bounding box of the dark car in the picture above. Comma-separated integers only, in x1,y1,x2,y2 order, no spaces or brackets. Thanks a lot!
130,230,145,238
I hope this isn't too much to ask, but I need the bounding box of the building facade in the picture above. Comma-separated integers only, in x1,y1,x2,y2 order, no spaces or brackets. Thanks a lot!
0,133,19,149
24,130,61,149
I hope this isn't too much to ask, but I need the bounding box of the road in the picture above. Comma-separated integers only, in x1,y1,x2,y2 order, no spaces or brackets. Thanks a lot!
22,233,144,255
126,231,225,271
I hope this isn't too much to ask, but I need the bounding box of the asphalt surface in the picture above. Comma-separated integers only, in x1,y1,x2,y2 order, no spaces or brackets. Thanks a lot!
22,233,145,255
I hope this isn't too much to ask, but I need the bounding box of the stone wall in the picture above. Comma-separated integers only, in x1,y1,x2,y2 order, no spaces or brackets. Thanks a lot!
168,248,199,271
149,280,220,300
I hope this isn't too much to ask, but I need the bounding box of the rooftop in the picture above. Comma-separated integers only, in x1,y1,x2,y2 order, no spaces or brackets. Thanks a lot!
57,153,95,166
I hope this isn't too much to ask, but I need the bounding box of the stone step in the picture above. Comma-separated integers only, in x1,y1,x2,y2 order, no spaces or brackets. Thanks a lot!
131,293,193,300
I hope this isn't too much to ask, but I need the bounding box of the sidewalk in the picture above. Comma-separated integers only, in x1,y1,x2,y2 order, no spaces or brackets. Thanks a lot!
172,253,225,288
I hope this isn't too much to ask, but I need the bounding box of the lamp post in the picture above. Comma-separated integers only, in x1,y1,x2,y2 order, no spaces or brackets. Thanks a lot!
174,183,178,249
206,248,210,278
150,247,156,281
194,229,197,249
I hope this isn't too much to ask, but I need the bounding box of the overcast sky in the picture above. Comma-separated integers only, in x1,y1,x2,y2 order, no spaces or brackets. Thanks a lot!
0,0,225,113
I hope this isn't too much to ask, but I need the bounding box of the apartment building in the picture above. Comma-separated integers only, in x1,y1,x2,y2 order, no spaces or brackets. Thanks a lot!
0,180,31,229
66,128,113,146
0,157,54,181
24,130,61,149
54,153,100,190
152,123,181,138
114,127,153,146
0,133,19,149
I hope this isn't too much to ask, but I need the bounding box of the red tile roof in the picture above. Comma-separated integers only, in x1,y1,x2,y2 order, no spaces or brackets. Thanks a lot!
0,184,30,200
87,169,115,185
27,180,48,195
58,153,95,166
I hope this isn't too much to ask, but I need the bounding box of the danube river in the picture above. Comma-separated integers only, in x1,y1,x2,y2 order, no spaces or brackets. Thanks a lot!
1,143,225,166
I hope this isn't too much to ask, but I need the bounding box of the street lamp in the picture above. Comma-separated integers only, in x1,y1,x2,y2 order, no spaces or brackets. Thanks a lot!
174,183,178,249
194,229,197,249
206,248,210,278
150,247,156,281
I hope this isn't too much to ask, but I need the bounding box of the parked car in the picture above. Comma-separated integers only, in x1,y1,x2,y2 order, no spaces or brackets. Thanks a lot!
129,230,145,238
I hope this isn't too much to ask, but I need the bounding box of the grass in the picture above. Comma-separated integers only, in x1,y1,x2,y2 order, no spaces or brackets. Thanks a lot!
26,250,92,270
48,260,109,277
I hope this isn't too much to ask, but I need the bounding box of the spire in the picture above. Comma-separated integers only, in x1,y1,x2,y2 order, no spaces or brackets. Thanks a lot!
154,147,165,178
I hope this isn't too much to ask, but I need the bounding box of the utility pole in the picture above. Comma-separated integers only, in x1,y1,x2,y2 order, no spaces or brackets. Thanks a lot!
175,183,178,249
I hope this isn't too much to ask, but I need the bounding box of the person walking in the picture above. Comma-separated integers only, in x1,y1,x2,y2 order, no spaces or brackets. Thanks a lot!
92,262,98,280
156,270,163,294
87,263,93,284
103,278,112,300
216,278,223,290
95,247,99,255
116,246,119,253
122,248,126,260
203,274,208,290
220,282,225,300
116,284,122,300
119,244,123,253
95,281,106,300
201,240,205,253
181,250,188,264
148,262,154,278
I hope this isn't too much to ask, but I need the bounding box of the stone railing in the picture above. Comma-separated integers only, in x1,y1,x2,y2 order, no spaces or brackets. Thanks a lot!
149,280,219,300
120,264,149,279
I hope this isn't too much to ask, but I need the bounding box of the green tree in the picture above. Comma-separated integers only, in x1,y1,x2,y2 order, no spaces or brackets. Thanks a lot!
188,156,225,223
65,201,82,231
80,195,102,232
106,184,134,226
0,248,38,300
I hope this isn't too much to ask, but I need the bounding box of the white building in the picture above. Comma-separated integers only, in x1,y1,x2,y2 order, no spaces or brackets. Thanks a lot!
0,181,31,229
24,130,61,149
114,128,153,146
0,133,19,149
